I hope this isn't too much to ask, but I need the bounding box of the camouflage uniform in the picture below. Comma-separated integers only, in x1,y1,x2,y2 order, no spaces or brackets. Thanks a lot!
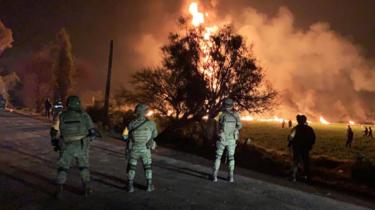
123,104,157,192
50,96,95,198
212,99,242,182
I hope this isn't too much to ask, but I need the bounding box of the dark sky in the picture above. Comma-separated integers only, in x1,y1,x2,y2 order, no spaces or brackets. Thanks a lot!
1,0,375,91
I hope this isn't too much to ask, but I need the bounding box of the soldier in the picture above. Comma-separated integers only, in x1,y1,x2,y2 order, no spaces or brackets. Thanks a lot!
212,98,242,183
123,104,157,192
288,115,315,184
50,95,97,198
346,125,354,148
281,120,286,128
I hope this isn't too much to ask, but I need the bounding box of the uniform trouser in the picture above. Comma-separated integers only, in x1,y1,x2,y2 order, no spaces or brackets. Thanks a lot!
213,139,237,173
292,149,310,179
127,147,152,181
57,140,90,185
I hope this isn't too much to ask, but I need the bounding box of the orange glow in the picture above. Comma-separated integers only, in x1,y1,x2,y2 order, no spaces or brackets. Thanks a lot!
188,2,219,90
348,120,355,125
319,116,330,125
188,2,204,27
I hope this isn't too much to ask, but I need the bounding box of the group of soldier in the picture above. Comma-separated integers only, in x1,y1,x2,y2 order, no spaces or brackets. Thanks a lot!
49,95,316,198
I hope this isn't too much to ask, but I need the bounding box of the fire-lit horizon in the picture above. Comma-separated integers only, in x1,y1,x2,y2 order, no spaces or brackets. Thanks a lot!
1,0,375,124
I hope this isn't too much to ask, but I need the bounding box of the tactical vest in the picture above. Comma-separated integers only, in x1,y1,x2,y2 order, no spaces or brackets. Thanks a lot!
221,112,238,139
60,111,89,142
130,121,152,148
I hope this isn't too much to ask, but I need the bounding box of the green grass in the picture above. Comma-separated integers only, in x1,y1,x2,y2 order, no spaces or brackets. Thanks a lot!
239,121,375,163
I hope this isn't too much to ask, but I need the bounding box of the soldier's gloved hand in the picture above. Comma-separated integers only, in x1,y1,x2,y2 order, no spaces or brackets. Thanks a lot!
88,128,102,141
51,138,60,151
146,140,157,150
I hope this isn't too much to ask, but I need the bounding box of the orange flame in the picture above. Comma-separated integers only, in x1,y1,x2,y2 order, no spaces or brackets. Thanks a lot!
188,2,204,27
319,116,330,125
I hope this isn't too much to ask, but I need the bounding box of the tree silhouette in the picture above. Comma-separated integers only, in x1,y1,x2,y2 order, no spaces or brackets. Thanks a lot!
53,28,75,101
125,21,276,120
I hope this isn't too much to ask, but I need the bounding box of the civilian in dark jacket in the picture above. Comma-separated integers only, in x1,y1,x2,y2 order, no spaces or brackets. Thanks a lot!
288,115,315,184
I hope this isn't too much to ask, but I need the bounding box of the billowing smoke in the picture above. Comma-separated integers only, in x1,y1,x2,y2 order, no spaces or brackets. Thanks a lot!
130,1,375,122
230,7,375,122
0,20,13,55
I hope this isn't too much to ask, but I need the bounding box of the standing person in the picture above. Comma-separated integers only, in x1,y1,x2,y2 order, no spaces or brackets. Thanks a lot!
123,104,158,192
212,98,242,183
368,127,373,138
44,98,52,119
346,125,354,148
282,120,286,128
50,95,97,199
288,115,315,184
363,127,369,137
288,120,293,128
52,98,64,120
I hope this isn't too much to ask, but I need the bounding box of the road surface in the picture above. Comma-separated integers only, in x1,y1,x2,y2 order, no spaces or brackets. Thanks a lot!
0,110,371,210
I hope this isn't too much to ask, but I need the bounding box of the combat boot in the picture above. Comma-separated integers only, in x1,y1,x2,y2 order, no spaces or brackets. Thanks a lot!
212,170,218,182
228,172,234,183
128,180,134,193
146,179,154,192
54,184,64,200
83,182,93,197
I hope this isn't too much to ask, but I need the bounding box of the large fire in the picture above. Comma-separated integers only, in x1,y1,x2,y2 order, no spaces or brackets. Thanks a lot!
319,116,331,125
188,2,204,27
177,2,364,126
188,2,219,90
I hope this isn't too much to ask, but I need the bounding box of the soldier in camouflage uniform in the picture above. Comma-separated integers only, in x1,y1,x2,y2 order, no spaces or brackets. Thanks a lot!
212,98,242,183
123,104,157,192
50,95,96,198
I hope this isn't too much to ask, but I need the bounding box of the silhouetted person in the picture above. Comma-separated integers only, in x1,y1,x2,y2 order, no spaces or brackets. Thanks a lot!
369,127,373,138
346,125,354,148
363,127,369,137
52,98,64,120
288,115,315,184
282,120,286,128
44,98,52,119
288,120,292,128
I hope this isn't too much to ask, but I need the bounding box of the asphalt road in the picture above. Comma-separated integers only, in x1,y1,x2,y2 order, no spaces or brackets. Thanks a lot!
0,110,372,210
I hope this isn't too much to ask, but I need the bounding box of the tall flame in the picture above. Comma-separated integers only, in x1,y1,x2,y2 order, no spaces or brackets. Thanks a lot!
319,116,330,125
188,2,204,27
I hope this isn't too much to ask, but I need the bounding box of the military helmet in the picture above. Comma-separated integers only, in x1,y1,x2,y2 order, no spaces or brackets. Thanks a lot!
223,98,234,108
66,95,81,111
135,103,148,114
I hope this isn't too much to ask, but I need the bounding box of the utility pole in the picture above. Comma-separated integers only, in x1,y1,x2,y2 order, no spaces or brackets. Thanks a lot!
103,40,113,125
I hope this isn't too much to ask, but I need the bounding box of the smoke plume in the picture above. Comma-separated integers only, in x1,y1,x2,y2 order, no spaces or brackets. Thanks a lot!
131,1,375,122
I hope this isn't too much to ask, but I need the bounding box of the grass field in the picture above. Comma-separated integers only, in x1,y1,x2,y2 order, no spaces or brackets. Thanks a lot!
240,121,375,163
